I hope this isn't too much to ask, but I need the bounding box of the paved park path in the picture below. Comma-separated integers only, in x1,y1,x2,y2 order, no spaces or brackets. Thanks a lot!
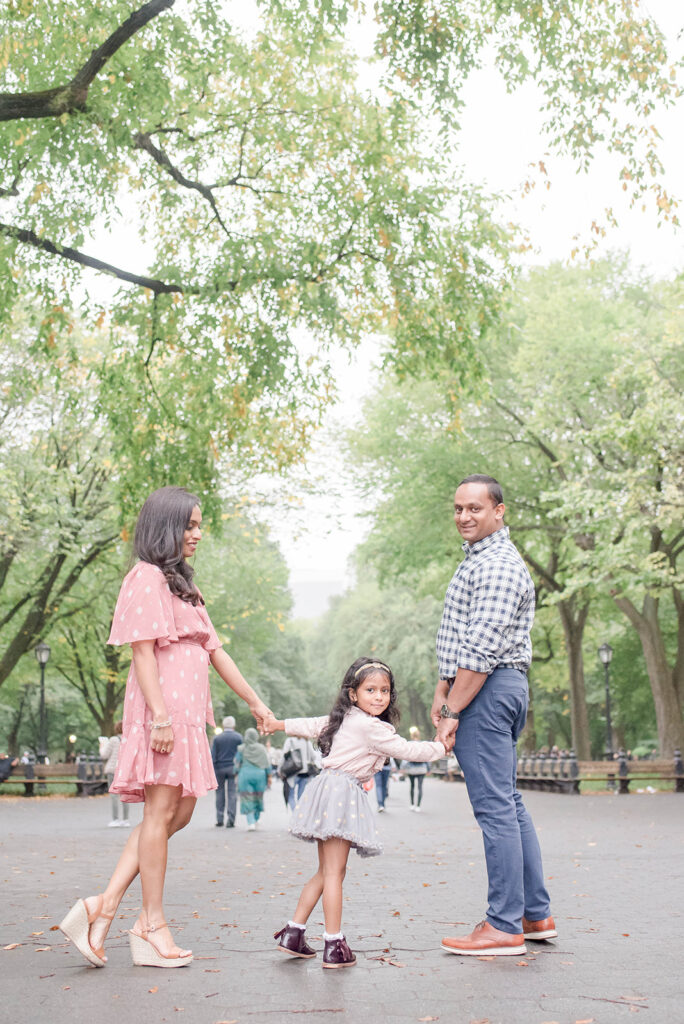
1,778,682,1024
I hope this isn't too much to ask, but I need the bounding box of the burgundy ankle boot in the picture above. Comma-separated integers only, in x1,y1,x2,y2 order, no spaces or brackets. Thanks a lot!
274,924,317,958
322,935,356,969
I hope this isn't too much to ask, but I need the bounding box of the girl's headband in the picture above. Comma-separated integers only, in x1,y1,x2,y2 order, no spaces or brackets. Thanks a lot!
354,662,390,678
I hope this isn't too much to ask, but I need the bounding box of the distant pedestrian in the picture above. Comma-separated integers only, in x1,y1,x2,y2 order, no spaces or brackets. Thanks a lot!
0,753,18,782
265,657,447,969
282,734,320,809
235,728,271,831
211,716,242,828
99,721,129,828
374,758,391,812
400,727,430,812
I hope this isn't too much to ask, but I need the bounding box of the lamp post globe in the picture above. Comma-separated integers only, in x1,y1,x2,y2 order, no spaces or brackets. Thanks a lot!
34,641,51,764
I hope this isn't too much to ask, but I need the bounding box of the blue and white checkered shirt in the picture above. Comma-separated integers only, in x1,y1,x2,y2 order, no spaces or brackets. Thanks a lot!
436,526,534,678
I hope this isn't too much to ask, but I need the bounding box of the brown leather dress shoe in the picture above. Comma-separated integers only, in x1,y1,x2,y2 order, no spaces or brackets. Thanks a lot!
322,936,356,969
522,915,557,940
274,924,317,958
441,920,526,957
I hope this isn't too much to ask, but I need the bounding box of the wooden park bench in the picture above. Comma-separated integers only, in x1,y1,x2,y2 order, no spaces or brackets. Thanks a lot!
515,750,684,795
1,759,108,797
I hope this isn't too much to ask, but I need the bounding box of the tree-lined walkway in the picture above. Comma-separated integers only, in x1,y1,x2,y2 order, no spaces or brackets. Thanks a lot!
1,780,681,1024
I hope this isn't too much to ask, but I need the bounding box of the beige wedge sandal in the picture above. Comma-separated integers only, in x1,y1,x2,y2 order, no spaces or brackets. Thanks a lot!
129,921,193,968
59,894,115,967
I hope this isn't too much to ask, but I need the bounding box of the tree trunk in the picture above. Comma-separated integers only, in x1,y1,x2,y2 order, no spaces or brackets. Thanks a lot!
613,593,684,756
407,689,430,736
558,598,591,759
6,686,32,757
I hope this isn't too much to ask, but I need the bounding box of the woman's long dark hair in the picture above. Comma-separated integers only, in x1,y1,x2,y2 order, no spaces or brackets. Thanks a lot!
133,486,202,605
317,656,400,757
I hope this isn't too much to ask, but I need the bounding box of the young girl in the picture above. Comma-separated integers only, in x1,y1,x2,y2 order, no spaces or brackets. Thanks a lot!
266,656,446,969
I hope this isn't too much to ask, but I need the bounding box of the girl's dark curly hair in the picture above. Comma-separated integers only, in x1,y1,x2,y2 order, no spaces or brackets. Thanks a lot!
317,656,399,757
133,486,203,605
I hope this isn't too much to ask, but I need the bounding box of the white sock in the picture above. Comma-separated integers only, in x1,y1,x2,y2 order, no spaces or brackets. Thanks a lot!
324,931,343,941
288,920,305,930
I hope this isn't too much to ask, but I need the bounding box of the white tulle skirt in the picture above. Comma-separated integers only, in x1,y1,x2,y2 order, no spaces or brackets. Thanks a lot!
289,768,383,858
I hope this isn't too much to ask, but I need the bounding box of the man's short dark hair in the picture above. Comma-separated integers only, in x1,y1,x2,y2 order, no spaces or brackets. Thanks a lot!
457,474,504,506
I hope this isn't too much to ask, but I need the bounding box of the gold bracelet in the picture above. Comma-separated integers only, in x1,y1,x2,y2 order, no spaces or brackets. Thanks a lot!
151,719,172,729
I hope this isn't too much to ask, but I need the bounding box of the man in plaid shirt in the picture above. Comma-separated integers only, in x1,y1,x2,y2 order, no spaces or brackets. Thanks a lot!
433,474,557,956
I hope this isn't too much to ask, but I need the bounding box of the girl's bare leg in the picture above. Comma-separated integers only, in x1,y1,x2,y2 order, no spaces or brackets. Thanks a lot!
320,838,352,935
86,788,196,955
292,842,325,925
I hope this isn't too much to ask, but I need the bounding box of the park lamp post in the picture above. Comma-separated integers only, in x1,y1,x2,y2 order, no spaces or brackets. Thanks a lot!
34,641,51,764
598,642,614,761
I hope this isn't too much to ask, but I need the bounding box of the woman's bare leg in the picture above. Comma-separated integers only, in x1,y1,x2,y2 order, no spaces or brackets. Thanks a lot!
319,838,352,935
132,785,195,956
292,842,325,925
86,789,196,955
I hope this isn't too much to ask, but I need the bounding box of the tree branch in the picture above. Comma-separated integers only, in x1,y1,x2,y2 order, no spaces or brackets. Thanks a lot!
0,221,185,294
493,398,568,479
0,0,175,122
134,131,233,236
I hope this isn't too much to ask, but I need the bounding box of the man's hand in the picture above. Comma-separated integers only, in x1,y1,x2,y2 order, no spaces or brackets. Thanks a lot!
430,699,443,730
436,716,459,751
430,679,450,728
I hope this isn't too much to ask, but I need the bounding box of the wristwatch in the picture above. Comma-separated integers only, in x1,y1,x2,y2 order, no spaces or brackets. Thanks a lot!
440,704,460,721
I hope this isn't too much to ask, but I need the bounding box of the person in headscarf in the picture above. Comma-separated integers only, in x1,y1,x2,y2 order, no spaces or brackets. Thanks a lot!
235,728,271,831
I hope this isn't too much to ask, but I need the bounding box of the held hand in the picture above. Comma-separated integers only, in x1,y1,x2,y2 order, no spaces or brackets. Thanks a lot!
151,723,174,755
435,717,458,751
249,701,272,734
440,731,456,754
261,710,281,735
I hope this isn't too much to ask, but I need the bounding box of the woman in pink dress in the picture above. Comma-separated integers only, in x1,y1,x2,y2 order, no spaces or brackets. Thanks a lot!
60,486,272,969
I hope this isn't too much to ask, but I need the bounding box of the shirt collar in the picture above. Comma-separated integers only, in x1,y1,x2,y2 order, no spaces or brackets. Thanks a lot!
462,524,510,559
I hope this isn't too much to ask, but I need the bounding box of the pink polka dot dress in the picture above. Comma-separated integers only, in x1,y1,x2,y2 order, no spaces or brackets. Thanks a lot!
107,561,220,803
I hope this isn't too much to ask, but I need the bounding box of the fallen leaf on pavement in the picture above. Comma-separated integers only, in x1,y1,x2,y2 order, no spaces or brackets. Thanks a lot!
3,944,21,950
149,987,158,994
34,947,51,952
516,960,529,966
